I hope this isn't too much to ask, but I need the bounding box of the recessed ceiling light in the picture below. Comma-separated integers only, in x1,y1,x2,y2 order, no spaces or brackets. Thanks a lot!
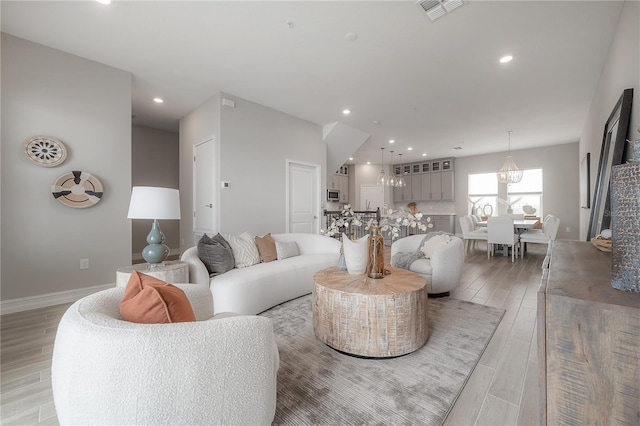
372,120,380,125
153,97,164,103
407,147,413,151
366,161,371,165
500,55,514,64
342,109,351,115
422,153,427,157
389,139,395,144
349,157,354,161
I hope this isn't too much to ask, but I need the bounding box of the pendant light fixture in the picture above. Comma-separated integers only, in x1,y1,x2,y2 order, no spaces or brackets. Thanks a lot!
376,147,387,185
497,131,523,184
387,150,398,187
397,153,406,187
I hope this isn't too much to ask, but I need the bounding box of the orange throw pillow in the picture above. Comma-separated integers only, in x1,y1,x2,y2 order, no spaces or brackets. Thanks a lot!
119,272,196,324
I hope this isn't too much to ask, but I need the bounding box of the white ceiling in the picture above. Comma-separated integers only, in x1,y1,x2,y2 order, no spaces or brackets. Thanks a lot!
1,1,624,164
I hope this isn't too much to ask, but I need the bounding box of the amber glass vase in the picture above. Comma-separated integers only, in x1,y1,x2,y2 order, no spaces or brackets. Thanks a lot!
367,226,385,279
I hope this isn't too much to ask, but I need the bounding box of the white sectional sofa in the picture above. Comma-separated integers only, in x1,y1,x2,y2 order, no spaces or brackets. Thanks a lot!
181,233,341,315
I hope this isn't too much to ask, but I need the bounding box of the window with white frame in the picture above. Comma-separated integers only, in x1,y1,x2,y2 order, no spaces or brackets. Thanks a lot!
507,169,543,216
468,172,498,217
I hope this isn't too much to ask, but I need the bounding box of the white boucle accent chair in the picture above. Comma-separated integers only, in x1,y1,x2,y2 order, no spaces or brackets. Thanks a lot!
181,233,341,315
390,234,464,296
52,284,279,426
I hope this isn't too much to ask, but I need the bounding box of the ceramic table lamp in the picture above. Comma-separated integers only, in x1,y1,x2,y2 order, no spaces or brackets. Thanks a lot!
127,186,181,265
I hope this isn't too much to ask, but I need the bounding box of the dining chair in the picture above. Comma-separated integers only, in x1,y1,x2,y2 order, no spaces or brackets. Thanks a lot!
459,215,488,252
525,214,554,236
520,216,560,258
487,216,519,262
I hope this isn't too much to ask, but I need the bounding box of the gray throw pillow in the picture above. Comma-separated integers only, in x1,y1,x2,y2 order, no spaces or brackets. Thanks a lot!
197,233,235,276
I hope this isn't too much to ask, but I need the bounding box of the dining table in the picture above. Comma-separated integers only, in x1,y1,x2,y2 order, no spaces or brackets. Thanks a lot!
476,218,539,232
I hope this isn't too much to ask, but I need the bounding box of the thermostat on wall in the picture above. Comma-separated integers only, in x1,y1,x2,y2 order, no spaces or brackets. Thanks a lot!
221,181,230,188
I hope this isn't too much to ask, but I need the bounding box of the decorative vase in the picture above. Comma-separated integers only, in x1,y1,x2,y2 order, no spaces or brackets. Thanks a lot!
610,158,640,292
342,233,368,274
366,226,385,279
337,244,347,270
142,219,169,265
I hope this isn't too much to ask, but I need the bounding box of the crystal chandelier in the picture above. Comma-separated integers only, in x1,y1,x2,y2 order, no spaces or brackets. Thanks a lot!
396,153,407,187
497,131,523,184
387,150,398,187
376,147,387,185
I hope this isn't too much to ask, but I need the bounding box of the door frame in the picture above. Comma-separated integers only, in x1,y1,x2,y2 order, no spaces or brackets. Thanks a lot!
193,136,219,237
285,159,321,234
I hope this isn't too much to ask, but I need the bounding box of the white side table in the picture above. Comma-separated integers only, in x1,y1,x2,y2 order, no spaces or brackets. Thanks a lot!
116,260,189,288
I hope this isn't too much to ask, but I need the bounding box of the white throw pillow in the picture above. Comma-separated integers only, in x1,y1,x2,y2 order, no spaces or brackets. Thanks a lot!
420,234,450,259
275,240,300,260
224,232,260,268
342,233,369,274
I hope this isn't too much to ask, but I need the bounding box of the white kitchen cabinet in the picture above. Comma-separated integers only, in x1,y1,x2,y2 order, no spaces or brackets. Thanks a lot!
430,172,442,200
331,165,349,203
338,174,349,203
393,178,412,202
420,173,431,200
410,174,422,201
391,158,454,202
441,170,454,200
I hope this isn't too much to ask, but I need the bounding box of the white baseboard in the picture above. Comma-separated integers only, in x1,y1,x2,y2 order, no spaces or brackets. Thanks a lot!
1,283,114,314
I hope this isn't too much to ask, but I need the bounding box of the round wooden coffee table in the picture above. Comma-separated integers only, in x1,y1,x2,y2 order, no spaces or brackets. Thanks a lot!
312,266,428,358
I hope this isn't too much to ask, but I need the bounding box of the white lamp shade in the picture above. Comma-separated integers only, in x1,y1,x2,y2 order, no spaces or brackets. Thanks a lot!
127,187,181,220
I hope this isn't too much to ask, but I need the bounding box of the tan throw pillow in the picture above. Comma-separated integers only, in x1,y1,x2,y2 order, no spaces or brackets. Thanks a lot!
255,233,277,262
119,272,196,324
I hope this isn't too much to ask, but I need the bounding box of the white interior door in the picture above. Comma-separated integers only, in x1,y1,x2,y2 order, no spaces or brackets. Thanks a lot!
193,138,216,236
360,184,385,212
287,161,320,233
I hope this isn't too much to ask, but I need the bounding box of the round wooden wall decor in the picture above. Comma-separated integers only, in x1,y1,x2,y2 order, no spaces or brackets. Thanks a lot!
51,171,104,208
22,135,68,167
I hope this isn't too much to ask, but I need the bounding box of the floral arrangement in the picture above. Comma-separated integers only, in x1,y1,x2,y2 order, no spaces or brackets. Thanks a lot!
323,204,433,241
322,204,364,238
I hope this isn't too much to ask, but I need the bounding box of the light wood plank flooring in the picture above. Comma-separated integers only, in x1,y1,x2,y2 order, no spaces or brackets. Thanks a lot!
1,241,546,425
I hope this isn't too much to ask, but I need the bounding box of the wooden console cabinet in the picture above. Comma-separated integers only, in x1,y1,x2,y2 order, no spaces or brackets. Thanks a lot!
537,241,640,425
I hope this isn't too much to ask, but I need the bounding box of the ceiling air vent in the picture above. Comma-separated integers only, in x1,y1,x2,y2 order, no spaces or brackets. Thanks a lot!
417,0,464,21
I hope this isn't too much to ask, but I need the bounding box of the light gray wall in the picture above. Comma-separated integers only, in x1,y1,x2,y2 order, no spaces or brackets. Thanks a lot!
578,0,640,240
453,143,580,240
353,163,393,210
1,34,132,300
179,92,325,244
219,93,325,235
179,94,221,249
131,125,180,256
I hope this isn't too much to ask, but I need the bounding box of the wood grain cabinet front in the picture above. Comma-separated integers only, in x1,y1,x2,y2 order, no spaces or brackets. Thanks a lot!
537,241,640,425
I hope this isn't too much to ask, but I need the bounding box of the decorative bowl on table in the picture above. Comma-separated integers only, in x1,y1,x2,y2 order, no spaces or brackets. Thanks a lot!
590,235,612,252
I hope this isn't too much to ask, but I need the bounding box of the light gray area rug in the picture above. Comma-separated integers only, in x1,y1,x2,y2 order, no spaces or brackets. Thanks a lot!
260,294,504,425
